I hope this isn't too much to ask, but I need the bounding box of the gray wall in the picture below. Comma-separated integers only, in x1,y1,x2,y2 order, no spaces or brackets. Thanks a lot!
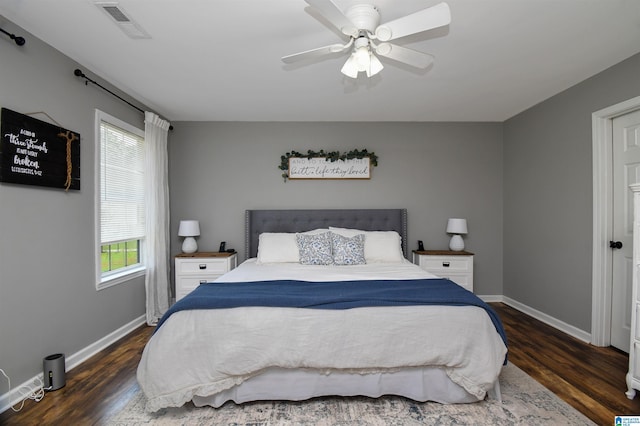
0,18,147,387
503,52,640,332
168,122,504,295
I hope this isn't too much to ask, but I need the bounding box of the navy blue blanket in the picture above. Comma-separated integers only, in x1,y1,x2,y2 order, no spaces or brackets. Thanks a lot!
158,278,507,348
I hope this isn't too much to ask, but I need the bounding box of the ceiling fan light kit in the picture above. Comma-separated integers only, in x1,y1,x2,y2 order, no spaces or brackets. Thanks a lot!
341,36,384,78
283,0,451,79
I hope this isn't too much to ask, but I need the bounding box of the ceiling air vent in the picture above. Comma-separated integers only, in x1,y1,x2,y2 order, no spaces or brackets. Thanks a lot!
102,6,129,22
95,2,150,39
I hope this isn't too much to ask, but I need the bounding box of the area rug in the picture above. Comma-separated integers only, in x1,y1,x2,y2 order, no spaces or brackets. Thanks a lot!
108,364,595,425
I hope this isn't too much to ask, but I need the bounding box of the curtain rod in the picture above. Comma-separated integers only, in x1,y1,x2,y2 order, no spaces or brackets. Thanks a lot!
73,68,173,130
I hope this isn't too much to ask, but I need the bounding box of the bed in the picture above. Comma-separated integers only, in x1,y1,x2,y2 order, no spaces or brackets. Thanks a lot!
137,209,508,412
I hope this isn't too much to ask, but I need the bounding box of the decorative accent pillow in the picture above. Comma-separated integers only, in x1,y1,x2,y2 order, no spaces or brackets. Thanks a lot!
256,233,299,263
329,227,404,263
331,232,366,265
296,232,334,265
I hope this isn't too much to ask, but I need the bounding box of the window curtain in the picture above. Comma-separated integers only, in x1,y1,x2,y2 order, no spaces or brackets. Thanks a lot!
144,112,171,325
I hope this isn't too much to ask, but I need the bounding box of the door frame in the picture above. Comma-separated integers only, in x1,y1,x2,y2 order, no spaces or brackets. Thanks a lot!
592,95,640,346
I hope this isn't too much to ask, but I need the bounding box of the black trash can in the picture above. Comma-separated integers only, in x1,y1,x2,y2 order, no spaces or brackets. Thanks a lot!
43,353,65,391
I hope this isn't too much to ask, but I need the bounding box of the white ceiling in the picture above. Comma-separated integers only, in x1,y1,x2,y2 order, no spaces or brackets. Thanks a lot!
1,0,640,122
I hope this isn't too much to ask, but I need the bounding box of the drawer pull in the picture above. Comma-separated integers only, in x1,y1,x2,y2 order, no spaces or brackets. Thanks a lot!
442,262,450,267
199,264,207,270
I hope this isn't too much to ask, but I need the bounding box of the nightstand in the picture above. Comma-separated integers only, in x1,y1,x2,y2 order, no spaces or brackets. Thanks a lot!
175,252,237,301
412,250,474,292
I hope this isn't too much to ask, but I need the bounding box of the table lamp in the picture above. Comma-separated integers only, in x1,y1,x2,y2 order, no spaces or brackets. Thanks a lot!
446,218,467,251
178,220,200,253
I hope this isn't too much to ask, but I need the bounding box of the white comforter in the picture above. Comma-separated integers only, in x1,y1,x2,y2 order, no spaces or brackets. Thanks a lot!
137,260,507,412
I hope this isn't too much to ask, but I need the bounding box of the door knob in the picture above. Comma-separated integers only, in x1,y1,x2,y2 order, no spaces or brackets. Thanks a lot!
610,240,623,249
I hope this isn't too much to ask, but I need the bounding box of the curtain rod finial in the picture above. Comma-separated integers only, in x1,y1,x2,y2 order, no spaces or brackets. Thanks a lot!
0,27,25,46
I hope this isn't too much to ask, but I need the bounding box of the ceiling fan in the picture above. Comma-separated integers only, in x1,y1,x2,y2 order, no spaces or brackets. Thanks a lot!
282,0,451,78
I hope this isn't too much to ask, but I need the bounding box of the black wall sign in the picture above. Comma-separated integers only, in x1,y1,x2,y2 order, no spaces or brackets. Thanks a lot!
1,108,80,190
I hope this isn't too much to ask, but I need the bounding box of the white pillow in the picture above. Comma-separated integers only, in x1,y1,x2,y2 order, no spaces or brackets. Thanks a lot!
329,227,367,238
363,231,404,263
329,227,404,263
256,233,299,263
301,228,330,235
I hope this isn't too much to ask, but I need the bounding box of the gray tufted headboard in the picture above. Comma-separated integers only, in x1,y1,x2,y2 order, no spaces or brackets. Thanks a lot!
245,209,408,260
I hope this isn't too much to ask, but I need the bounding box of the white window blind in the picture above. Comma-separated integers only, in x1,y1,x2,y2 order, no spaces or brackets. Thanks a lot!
100,121,145,245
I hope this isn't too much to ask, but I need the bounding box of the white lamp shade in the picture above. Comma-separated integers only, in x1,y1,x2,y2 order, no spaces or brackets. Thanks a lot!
341,55,359,78
353,46,370,71
367,53,384,77
178,220,200,237
446,218,468,235
341,51,384,78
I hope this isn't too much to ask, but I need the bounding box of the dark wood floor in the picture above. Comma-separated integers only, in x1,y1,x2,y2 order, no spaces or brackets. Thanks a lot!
1,303,639,425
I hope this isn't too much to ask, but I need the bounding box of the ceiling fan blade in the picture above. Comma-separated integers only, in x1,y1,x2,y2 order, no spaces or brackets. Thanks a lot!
374,43,434,69
282,43,348,64
375,2,451,42
305,0,358,37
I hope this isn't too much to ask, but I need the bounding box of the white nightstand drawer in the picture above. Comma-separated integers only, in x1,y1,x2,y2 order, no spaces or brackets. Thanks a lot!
175,253,237,302
420,256,472,273
177,259,229,275
435,273,472,292
178,276,216,289
176,276,213,299
412,251,474,293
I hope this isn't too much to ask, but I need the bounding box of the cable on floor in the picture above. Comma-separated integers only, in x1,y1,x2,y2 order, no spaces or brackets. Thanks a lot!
0,368,50,412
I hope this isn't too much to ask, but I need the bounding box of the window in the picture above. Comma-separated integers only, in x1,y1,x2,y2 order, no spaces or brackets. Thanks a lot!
95,110,145,290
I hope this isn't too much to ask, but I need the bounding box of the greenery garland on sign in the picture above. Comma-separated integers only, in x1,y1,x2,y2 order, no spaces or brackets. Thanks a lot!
279,149,379,181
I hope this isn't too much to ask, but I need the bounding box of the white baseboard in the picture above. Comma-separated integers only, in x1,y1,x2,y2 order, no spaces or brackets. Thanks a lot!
0,314,146,414
64,315,147,371
478,294,503,303
496,295,592,343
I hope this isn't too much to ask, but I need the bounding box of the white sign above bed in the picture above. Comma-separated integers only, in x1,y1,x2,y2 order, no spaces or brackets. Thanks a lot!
288,157,371,180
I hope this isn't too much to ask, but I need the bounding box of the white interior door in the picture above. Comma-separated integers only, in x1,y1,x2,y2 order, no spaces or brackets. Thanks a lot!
611,109,640,352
